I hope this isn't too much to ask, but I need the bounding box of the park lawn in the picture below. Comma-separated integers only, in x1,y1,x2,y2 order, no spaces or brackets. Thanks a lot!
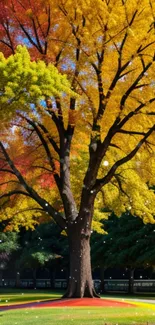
1,289,155,306
0,290,63,306
0,290,155,324
0,289,155,308
0,305,155,325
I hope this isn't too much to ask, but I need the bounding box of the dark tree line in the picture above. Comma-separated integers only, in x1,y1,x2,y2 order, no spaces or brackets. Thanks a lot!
1,212,155,293
91,212,155,293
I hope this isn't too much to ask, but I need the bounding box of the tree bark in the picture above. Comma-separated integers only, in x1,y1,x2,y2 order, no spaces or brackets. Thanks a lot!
63,224,99,298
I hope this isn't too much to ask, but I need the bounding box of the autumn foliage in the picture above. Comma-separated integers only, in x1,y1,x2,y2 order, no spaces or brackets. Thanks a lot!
0,0,155,297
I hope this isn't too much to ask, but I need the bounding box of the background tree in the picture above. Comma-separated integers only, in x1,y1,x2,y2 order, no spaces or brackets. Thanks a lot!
0,0,155,297
92,212,155,293
0,232,19,283
18,221,68,288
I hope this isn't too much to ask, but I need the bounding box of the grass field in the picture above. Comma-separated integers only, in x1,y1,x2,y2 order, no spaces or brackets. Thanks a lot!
0,288,155,305
0,289,63,305
0,289,155,325
1,305,155,325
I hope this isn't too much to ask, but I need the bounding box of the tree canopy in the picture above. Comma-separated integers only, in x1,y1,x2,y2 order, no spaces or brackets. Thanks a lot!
0,0,155,297
92,212,155,270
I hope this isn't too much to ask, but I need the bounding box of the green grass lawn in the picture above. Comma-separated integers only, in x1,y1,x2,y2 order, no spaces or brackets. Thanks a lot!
0,289,155,324
0,289,63,305
0,305,155,325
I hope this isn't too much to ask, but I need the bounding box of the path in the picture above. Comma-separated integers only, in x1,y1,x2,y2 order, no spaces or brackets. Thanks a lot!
0,298,136,311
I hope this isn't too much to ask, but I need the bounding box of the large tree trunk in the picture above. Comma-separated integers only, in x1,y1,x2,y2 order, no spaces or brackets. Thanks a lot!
63,224,99,298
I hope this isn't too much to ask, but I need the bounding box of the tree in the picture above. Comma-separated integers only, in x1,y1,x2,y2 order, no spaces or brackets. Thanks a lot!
0,232,19,283
0,0,155,298
92,212,155,293
18,221,68,288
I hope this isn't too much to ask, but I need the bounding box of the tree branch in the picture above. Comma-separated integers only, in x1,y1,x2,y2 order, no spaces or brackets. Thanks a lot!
113,174,129,198
18,114,61,190
46,4,51,34
31,17,44,54
0,180,20,186
37,122,60,155
18,22,41,52
31,165,53,173
0,169,15,175
118,97,155,129
93,124,155,192
120,61,153,110
0,190,30,200
117,129,146,136
0,141,66,229
45,99,65,141
1,21,15,53
0,39,13,51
